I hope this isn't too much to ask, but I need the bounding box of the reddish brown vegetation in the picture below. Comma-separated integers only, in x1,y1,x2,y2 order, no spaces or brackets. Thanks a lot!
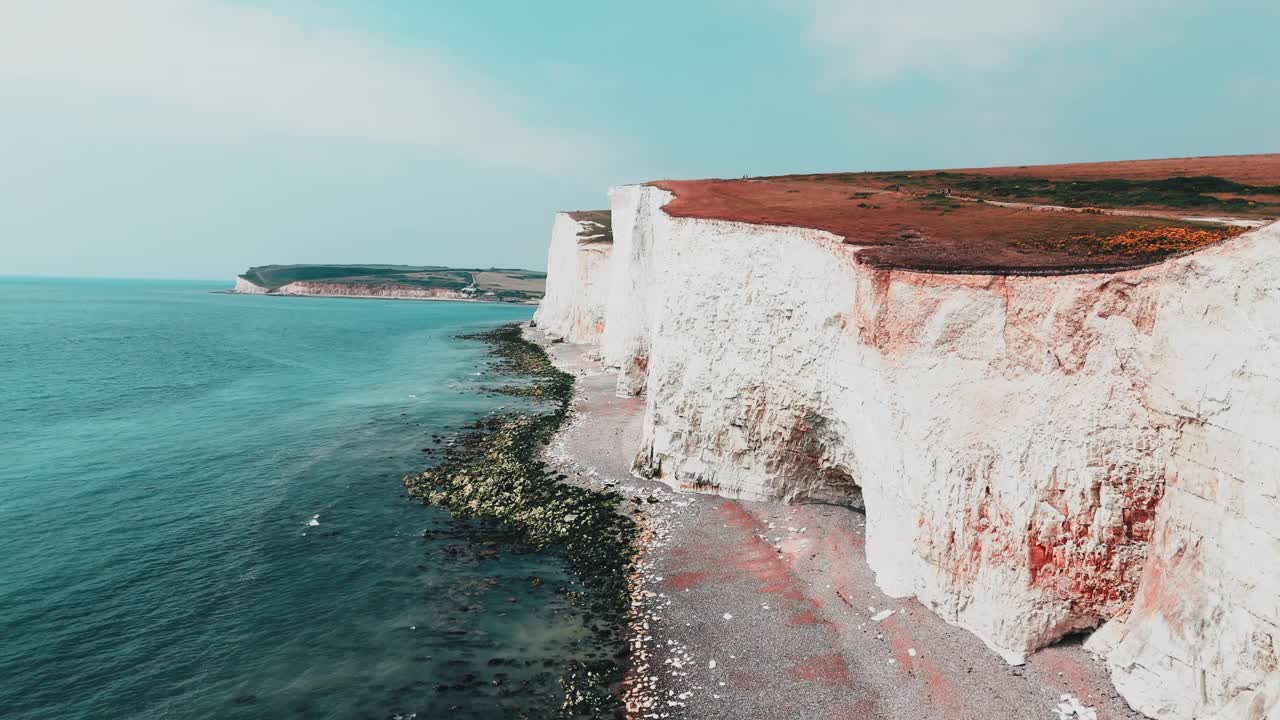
946,153,1280,185
1037,226,1248,260
651,153,1279,274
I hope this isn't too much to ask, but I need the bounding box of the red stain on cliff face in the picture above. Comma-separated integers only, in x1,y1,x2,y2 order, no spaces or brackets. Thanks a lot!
1127,523,1207,637
998,272,1164,375
1028,542,1052,582
855,267,893,350
852,268,948,359
1095,278,1159,335
930,487,1018,591
996,277,1110,375
921,451,1166,635
885,269,1007,357
1026,466,1166,619
788,654,851,686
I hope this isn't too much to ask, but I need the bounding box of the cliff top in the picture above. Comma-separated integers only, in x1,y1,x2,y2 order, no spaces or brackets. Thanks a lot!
237,264,546,301
566,210,613,244
652,153,1280,274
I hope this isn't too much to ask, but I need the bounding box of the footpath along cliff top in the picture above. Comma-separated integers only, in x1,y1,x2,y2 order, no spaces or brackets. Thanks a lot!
652,153,1280,274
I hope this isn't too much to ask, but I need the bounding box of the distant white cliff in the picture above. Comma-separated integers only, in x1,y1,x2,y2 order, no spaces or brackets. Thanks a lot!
266,281,470,301
233,276,268,294
533,211,614,344
230,277,507,302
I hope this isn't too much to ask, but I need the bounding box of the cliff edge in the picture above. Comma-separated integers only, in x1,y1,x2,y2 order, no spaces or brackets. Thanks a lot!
537,154,1280,720
532,211,614,342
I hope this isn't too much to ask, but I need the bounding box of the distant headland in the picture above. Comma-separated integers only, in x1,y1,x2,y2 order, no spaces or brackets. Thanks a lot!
229,264,545,304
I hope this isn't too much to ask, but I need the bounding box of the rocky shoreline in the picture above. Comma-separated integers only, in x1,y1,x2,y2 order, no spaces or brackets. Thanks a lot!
403,324,642,718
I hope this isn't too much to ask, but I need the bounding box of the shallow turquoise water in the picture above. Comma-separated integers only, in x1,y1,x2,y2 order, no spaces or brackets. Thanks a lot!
0,279,599,719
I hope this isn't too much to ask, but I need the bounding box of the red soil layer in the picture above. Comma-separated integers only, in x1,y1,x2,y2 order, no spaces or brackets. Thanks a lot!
652,154,1279,274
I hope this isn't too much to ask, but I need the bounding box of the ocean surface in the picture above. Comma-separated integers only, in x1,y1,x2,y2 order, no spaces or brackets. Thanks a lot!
0,278,601,719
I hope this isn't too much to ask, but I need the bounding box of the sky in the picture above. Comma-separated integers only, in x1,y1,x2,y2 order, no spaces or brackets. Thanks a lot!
0,1,1276,279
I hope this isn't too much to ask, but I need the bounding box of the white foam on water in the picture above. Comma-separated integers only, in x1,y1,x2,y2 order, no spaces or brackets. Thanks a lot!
308,514,320,527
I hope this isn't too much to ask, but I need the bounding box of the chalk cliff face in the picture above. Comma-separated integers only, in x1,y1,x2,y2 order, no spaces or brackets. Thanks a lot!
600,186,671,395
537,181,1280,720
233,276,268,294
534,211,614,344
1086,227,1280,720
230,279,476,301
267,281,468,300
230,264,544,303
633,194,1177,665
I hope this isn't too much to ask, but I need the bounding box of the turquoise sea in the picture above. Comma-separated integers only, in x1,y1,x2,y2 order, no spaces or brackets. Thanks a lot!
0,278,600,719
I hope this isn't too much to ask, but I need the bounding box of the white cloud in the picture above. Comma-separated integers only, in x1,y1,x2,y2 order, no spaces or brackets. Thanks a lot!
0,0,605,172
801,0,1142,81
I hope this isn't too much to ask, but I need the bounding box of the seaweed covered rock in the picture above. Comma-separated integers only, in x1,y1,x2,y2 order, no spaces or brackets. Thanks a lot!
404,324,638,718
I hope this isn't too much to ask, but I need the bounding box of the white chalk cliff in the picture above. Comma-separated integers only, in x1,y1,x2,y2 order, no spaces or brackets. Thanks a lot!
230,277,473,301
537,182,1280,720
267,281,470,300
233,276,268,294
533,211,614,344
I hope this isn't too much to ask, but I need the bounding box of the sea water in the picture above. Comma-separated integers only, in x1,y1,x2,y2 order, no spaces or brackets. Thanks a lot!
0,278,599,719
